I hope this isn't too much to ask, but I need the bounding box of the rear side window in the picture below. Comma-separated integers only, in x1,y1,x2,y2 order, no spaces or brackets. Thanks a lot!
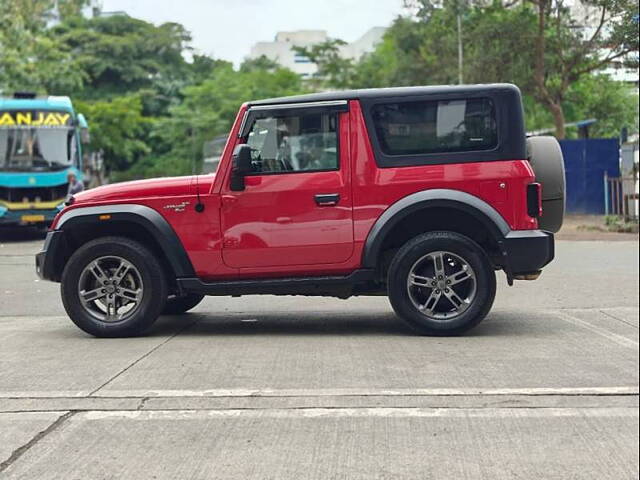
371,98,497,156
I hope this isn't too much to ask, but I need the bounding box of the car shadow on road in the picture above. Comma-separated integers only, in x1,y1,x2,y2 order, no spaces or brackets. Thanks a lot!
149,311,535,338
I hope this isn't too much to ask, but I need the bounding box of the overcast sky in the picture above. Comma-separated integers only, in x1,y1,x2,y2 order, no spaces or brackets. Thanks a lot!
101,0,407,66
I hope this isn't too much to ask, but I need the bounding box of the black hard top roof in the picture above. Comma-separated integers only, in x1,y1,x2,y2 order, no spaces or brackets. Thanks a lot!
248,83,520,106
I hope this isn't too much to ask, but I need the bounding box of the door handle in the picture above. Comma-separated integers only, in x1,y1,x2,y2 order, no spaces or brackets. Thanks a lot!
314,193,340,206
221,195,237,206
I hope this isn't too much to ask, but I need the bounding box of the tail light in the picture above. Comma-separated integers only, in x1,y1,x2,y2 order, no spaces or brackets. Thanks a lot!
527,183,542,218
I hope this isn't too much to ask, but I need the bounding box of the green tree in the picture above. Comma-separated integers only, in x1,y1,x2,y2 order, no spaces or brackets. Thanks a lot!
293,39,355,88
306,1,638,138
53,15,193,99
564,74,638,138
408,0,639,137
121,64,307,179
240,55,279,73
0,0,86,93
526,0,639,138
190,55,232,83
75,95,151,172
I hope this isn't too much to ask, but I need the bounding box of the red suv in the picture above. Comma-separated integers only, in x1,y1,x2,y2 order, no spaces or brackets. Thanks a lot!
36,84,565,337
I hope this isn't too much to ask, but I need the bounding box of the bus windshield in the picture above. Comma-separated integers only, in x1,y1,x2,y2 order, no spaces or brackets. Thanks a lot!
0,111,77,172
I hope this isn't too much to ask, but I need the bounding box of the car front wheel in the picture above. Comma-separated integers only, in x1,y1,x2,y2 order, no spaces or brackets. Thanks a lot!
61,236,167,337
387,231,496,336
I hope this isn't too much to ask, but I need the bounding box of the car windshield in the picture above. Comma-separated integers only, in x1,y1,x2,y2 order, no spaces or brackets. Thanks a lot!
0,111,76,172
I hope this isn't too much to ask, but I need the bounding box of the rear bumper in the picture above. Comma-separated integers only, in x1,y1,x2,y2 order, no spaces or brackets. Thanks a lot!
501,230,554,276
36,230,67,282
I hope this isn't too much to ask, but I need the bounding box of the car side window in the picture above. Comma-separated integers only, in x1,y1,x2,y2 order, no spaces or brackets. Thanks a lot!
245,111,338,174
371,97,497,156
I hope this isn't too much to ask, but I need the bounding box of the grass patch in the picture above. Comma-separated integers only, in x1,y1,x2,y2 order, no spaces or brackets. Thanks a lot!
576,215,639,233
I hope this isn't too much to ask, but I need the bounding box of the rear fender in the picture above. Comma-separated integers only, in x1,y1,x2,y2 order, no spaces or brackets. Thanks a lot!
361,189,511,269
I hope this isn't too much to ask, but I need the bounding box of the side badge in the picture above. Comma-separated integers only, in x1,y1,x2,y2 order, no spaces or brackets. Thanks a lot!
163,201,190,213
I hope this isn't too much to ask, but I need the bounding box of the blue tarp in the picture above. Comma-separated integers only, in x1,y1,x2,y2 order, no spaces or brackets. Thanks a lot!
559,138,620,215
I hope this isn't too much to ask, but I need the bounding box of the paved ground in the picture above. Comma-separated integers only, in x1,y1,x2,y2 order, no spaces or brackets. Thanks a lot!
0,226,638,479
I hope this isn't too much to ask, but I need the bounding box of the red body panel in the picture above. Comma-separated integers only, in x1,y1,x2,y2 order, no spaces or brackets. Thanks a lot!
55,99,537,280
219,112,353,270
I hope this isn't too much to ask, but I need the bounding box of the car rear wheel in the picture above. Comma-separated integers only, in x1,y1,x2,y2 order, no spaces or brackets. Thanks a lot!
388,231,496,336
61,236,167,337
163,293,204,315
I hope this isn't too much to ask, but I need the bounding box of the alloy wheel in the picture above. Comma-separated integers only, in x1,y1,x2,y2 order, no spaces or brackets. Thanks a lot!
77,256,144,323
406,250,477,321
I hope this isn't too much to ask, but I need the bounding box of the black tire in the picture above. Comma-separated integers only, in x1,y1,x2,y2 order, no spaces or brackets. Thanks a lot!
387,231,496,336
61,236,168,337
527,136,566,233
163,293,204,315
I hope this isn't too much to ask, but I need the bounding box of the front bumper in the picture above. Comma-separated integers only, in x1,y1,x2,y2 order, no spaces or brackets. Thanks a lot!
501,230,554,277
36,230,67,282
0,208,58,226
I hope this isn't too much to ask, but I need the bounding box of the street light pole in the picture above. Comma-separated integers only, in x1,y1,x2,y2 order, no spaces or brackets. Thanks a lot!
457,12,464,84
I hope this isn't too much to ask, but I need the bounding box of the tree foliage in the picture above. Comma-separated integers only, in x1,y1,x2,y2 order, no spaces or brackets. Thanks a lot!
0,0,87,93
121,64,306,179
307,0,639,138
527,0,639,137
2,1,637,181
52,15,193,99
293,39,355,88
74,95,152,172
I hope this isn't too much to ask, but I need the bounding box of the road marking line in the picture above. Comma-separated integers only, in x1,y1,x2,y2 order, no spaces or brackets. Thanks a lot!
0,391,91,399
1,386,637,399
82,407,639,420
555,306,639,312
33,386,637,399
552,310,639,348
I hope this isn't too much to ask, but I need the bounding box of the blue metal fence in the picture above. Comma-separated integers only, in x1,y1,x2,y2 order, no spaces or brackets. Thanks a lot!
559,138,620,215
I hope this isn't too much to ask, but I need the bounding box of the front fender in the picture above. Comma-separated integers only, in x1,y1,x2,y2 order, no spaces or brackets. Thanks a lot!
39,204,194,282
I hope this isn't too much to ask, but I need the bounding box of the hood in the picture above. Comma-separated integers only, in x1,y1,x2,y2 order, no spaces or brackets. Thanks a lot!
73,176,198,204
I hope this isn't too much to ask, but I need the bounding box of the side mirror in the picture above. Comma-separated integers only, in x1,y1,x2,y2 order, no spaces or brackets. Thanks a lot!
230,144,252,191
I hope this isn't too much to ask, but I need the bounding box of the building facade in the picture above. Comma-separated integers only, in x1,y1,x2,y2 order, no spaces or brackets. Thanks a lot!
247,27,387,78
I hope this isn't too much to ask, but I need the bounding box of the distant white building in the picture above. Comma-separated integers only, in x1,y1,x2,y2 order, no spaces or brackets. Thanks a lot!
569,0,639,85
88,0,128,19
47,0,126,26
247,27,387,78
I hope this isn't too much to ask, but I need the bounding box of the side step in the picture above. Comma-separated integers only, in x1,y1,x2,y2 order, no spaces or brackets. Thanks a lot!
177,269,375,298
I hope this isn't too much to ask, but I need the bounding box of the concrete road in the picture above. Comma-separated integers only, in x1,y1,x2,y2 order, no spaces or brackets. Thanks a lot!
0,229,638,479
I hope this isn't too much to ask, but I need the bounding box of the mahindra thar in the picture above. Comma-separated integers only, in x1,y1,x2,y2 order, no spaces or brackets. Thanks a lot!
36,84,565,337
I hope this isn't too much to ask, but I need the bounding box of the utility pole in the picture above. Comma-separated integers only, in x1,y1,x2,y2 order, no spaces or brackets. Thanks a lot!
457,12,464,84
